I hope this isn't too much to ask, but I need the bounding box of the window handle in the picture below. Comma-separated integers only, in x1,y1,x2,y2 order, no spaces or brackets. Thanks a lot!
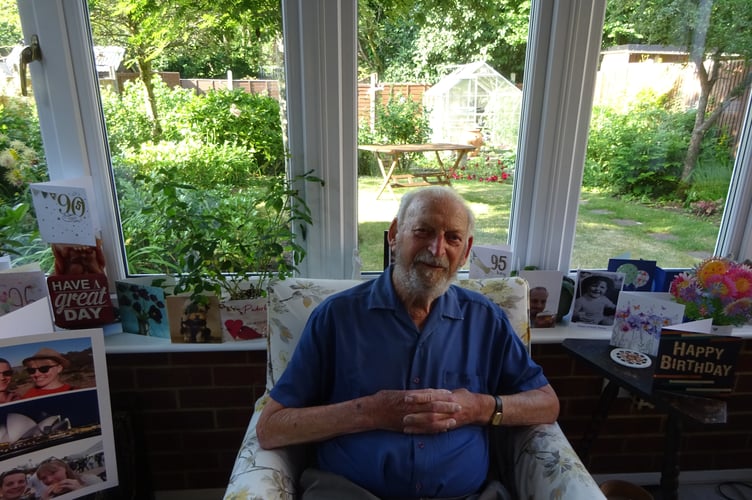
20,34,42,97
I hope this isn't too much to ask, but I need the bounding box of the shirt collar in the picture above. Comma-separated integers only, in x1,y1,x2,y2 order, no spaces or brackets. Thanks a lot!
368,267,464,320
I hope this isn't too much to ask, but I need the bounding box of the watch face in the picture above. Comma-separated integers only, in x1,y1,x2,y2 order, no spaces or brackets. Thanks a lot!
491,411,503,426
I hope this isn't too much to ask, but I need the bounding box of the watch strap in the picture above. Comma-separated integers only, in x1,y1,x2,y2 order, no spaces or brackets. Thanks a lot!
490,395,503,426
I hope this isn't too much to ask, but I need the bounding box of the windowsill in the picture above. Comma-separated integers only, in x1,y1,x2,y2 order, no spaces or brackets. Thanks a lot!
102,321,752,354
102,322,267,354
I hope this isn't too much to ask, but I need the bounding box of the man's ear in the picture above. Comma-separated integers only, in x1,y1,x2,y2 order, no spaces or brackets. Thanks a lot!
387,219,398,250
460,236,474,266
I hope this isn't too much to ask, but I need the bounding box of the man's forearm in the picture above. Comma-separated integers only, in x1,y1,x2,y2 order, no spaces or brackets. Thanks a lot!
496,384,560,426
257,397,375,449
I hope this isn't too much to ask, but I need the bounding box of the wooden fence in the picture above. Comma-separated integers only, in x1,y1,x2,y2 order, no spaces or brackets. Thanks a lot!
114,63,748,148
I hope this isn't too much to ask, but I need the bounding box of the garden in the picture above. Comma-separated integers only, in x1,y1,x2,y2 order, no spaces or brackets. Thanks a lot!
1,78,732,277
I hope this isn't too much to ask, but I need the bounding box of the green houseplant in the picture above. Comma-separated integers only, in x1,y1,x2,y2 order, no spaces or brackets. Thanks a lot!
140,167,323,341
144,167,322,301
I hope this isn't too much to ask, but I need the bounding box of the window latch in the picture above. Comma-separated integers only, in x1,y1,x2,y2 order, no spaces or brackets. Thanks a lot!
19,34,42,97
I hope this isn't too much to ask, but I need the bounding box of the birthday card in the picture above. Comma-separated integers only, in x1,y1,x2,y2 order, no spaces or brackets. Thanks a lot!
610,291,686,355
30,177,99,246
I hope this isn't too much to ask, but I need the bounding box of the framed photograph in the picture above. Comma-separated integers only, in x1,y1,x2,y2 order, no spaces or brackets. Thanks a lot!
0,329,118,498
572,270,625,328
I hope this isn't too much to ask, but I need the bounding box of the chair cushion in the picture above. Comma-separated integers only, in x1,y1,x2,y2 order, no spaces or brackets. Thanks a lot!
456,277,531,350
267,278,363,388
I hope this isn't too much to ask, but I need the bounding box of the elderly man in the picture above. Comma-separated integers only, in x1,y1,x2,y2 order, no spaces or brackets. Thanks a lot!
256,186,559,499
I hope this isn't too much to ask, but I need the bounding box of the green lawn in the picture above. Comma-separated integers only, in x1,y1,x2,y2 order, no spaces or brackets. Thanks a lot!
356,176,720,272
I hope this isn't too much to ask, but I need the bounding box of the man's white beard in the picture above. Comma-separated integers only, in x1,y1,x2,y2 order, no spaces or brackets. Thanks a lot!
392,249,456,301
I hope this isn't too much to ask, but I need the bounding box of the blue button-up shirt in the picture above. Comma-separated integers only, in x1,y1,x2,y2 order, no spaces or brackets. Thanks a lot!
271,271,548,498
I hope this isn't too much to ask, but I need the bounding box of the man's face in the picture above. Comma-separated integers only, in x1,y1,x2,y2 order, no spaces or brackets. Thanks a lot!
391,195,472,296
25,360,62,389
1,472,28,500
0,362,12,391
530,289,548,318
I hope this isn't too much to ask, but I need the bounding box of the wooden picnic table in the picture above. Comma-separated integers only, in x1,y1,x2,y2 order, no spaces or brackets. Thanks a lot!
359,143,477,199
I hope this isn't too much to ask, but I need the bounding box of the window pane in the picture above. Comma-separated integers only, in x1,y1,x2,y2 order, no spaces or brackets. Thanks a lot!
1,2,51,270
572,1,750,270
356,3,527,272
87,1,286,277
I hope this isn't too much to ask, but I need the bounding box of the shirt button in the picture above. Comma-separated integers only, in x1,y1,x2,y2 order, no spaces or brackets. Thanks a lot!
415,482,422,492
413,377,420,384
418,441,425,449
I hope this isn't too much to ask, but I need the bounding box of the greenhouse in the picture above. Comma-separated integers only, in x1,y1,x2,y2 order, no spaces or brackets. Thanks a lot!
423,61,522,150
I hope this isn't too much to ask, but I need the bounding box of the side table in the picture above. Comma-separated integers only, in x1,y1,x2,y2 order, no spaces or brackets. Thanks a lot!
561,338,727,500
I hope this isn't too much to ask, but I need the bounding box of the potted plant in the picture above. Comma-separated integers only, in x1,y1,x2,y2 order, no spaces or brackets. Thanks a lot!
142,167,323,341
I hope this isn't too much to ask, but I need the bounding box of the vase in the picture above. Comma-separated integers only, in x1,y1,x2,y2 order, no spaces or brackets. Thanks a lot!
137,318,150,336
710,323,734,335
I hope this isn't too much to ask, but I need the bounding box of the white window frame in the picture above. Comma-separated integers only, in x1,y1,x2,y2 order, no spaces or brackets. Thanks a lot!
16,0,752,289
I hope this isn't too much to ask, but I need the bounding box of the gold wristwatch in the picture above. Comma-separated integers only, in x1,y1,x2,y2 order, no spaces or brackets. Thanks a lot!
490,395,504,426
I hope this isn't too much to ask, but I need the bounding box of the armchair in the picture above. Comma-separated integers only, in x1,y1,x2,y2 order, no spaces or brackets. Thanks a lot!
224,277,605,499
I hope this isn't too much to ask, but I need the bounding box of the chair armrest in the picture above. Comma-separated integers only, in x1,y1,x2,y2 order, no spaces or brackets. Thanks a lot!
223,393,307,500
507,422,606,499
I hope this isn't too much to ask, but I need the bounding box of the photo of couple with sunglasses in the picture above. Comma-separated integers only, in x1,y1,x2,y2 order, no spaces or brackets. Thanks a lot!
1,340,94,403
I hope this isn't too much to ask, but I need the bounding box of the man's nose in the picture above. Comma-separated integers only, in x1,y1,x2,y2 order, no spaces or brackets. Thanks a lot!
428,234,446,256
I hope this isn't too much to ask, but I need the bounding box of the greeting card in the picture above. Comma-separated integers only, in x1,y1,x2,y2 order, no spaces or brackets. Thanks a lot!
0,330,118,495
0,264,48,318
607,258,657,291
219,299,267,342
47,274,116,328
653,267,684,292
115,279,170,338
571,270,625,328
30,176,99,245
166,295,222,344
0,296,54,338
518,270,564,328
468,245,513,278
610,291,686,355
653,321,742,393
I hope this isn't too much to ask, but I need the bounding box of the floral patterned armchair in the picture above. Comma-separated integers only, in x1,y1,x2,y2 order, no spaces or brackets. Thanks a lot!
224,277,605,500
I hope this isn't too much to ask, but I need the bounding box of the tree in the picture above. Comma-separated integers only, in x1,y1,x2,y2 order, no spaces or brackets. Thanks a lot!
88,0,281,139
0,0,23,54
358,0,530,83
605,0,752,183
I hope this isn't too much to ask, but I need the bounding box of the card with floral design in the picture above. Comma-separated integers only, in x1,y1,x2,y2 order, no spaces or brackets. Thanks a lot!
610,291,686,355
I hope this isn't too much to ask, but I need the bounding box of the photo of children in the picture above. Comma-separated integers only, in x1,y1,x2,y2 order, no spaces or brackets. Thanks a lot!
572,270,625,327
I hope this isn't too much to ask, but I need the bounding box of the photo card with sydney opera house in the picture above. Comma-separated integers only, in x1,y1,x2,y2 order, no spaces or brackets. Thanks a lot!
0,329,117,498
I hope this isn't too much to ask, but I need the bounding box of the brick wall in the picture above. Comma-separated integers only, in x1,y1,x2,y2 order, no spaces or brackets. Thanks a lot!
106,340,752,492
106,350,267,492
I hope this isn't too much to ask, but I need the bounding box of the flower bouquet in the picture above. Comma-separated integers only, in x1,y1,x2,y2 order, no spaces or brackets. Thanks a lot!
669,257,752,326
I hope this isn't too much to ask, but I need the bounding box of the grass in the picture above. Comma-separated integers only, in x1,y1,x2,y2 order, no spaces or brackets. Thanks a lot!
356,176,721,272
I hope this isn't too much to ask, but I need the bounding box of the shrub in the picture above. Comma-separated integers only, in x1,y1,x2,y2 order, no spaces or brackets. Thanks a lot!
0,95,47,202
119,139,260,189
585,93,690,201
585,89,735,205
451,151,513,184
183,89,285,174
